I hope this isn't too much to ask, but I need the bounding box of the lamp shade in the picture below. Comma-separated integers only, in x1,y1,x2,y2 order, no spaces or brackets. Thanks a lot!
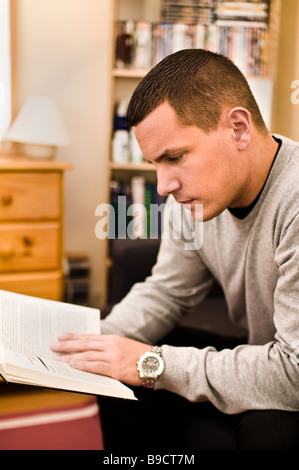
5,96,71,148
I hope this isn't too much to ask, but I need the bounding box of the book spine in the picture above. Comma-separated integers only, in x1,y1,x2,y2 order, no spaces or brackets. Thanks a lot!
134,21,152,70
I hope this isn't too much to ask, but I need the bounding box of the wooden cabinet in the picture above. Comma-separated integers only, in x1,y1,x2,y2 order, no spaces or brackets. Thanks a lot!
0,157,71,300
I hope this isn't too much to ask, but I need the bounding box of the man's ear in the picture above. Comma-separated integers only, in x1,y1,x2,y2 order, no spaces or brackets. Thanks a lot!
227,107,252,150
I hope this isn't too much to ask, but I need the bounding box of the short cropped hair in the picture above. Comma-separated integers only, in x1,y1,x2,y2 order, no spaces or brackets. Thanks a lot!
127,49,268,135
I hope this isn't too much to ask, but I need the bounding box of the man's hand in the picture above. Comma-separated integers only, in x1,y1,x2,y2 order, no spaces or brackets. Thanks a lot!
50,333,152,386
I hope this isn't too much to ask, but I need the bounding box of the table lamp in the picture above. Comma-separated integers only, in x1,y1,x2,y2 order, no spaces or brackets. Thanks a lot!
4,96,71,159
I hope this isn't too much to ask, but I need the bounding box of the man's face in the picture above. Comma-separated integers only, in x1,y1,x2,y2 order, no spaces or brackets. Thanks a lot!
133,102,248,222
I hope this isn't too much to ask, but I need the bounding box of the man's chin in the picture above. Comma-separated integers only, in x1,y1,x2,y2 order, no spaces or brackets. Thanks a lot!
201,206,226,222
185,203,204,222
179,199,223,222
183,201,224,222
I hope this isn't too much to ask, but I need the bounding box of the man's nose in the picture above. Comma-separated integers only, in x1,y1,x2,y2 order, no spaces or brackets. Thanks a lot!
156,168,181,197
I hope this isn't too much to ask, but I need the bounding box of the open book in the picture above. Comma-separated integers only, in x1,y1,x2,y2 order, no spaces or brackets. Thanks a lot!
0,290,136,400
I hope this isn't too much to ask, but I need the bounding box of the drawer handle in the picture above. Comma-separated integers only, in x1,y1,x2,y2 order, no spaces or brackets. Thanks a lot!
0,239,34,260
1,243,15,260
1,193,14,207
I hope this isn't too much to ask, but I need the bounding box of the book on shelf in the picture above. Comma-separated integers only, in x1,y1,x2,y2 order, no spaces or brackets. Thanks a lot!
134,21,152,70
214,19,267,27
216,25,269,76
0,289,136,400
115,20,153,71
115,20,135,69
215,1,269,23
161,0,215,25
114,16,270,77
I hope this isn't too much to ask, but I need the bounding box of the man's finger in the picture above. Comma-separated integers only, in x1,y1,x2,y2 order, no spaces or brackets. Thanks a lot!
68,358,113,376
51,338,105,352
57,332,104,341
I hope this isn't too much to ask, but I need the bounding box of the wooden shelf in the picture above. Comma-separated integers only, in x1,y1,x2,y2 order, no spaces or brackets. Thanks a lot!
110,161,155,172
112,68,273,82
112,68,149,78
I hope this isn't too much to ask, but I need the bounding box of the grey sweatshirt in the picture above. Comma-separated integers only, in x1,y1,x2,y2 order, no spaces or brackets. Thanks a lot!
102,135,299,414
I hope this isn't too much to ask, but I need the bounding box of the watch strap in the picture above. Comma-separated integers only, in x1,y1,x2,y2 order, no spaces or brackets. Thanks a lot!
151,346,162,356
140,377,156,389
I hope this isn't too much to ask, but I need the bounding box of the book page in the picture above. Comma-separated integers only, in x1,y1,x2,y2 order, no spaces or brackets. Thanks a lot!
4,350,136,400
0,290,100,360
0,340,7,381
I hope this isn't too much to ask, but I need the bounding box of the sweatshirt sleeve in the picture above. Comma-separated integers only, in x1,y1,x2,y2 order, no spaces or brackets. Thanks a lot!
155,214,299,414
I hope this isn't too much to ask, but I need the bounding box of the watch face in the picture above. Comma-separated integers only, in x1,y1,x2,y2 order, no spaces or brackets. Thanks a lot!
142,356,160,374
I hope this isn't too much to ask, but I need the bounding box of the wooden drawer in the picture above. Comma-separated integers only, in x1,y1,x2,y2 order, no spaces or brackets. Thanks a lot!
0,222,61,272
0,271,63,301
0,172,61,221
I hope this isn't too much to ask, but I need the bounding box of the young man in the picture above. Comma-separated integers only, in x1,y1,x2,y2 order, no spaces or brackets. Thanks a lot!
52,50,299,449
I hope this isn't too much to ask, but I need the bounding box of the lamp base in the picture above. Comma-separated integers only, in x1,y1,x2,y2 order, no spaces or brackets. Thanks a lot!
21,143,56,160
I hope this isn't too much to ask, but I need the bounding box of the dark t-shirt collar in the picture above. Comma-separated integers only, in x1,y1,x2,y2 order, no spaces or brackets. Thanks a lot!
228,136,282,220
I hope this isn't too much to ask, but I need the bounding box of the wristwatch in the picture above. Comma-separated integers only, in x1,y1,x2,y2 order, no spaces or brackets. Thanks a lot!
137,346,164,389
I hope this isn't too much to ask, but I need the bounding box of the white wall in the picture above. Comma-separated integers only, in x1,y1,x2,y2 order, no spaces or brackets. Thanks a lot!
16,0,113,307
0,0,12,140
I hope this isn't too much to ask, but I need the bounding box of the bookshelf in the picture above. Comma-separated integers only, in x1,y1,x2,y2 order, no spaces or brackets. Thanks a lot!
110,162,155,172
103,0,281,305
112,69,148,79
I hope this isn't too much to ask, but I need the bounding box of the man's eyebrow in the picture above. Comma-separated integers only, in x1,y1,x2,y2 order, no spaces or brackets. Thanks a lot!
153,148,185,163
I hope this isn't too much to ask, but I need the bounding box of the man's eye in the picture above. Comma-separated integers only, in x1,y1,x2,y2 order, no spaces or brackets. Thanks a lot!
169,155,183,163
